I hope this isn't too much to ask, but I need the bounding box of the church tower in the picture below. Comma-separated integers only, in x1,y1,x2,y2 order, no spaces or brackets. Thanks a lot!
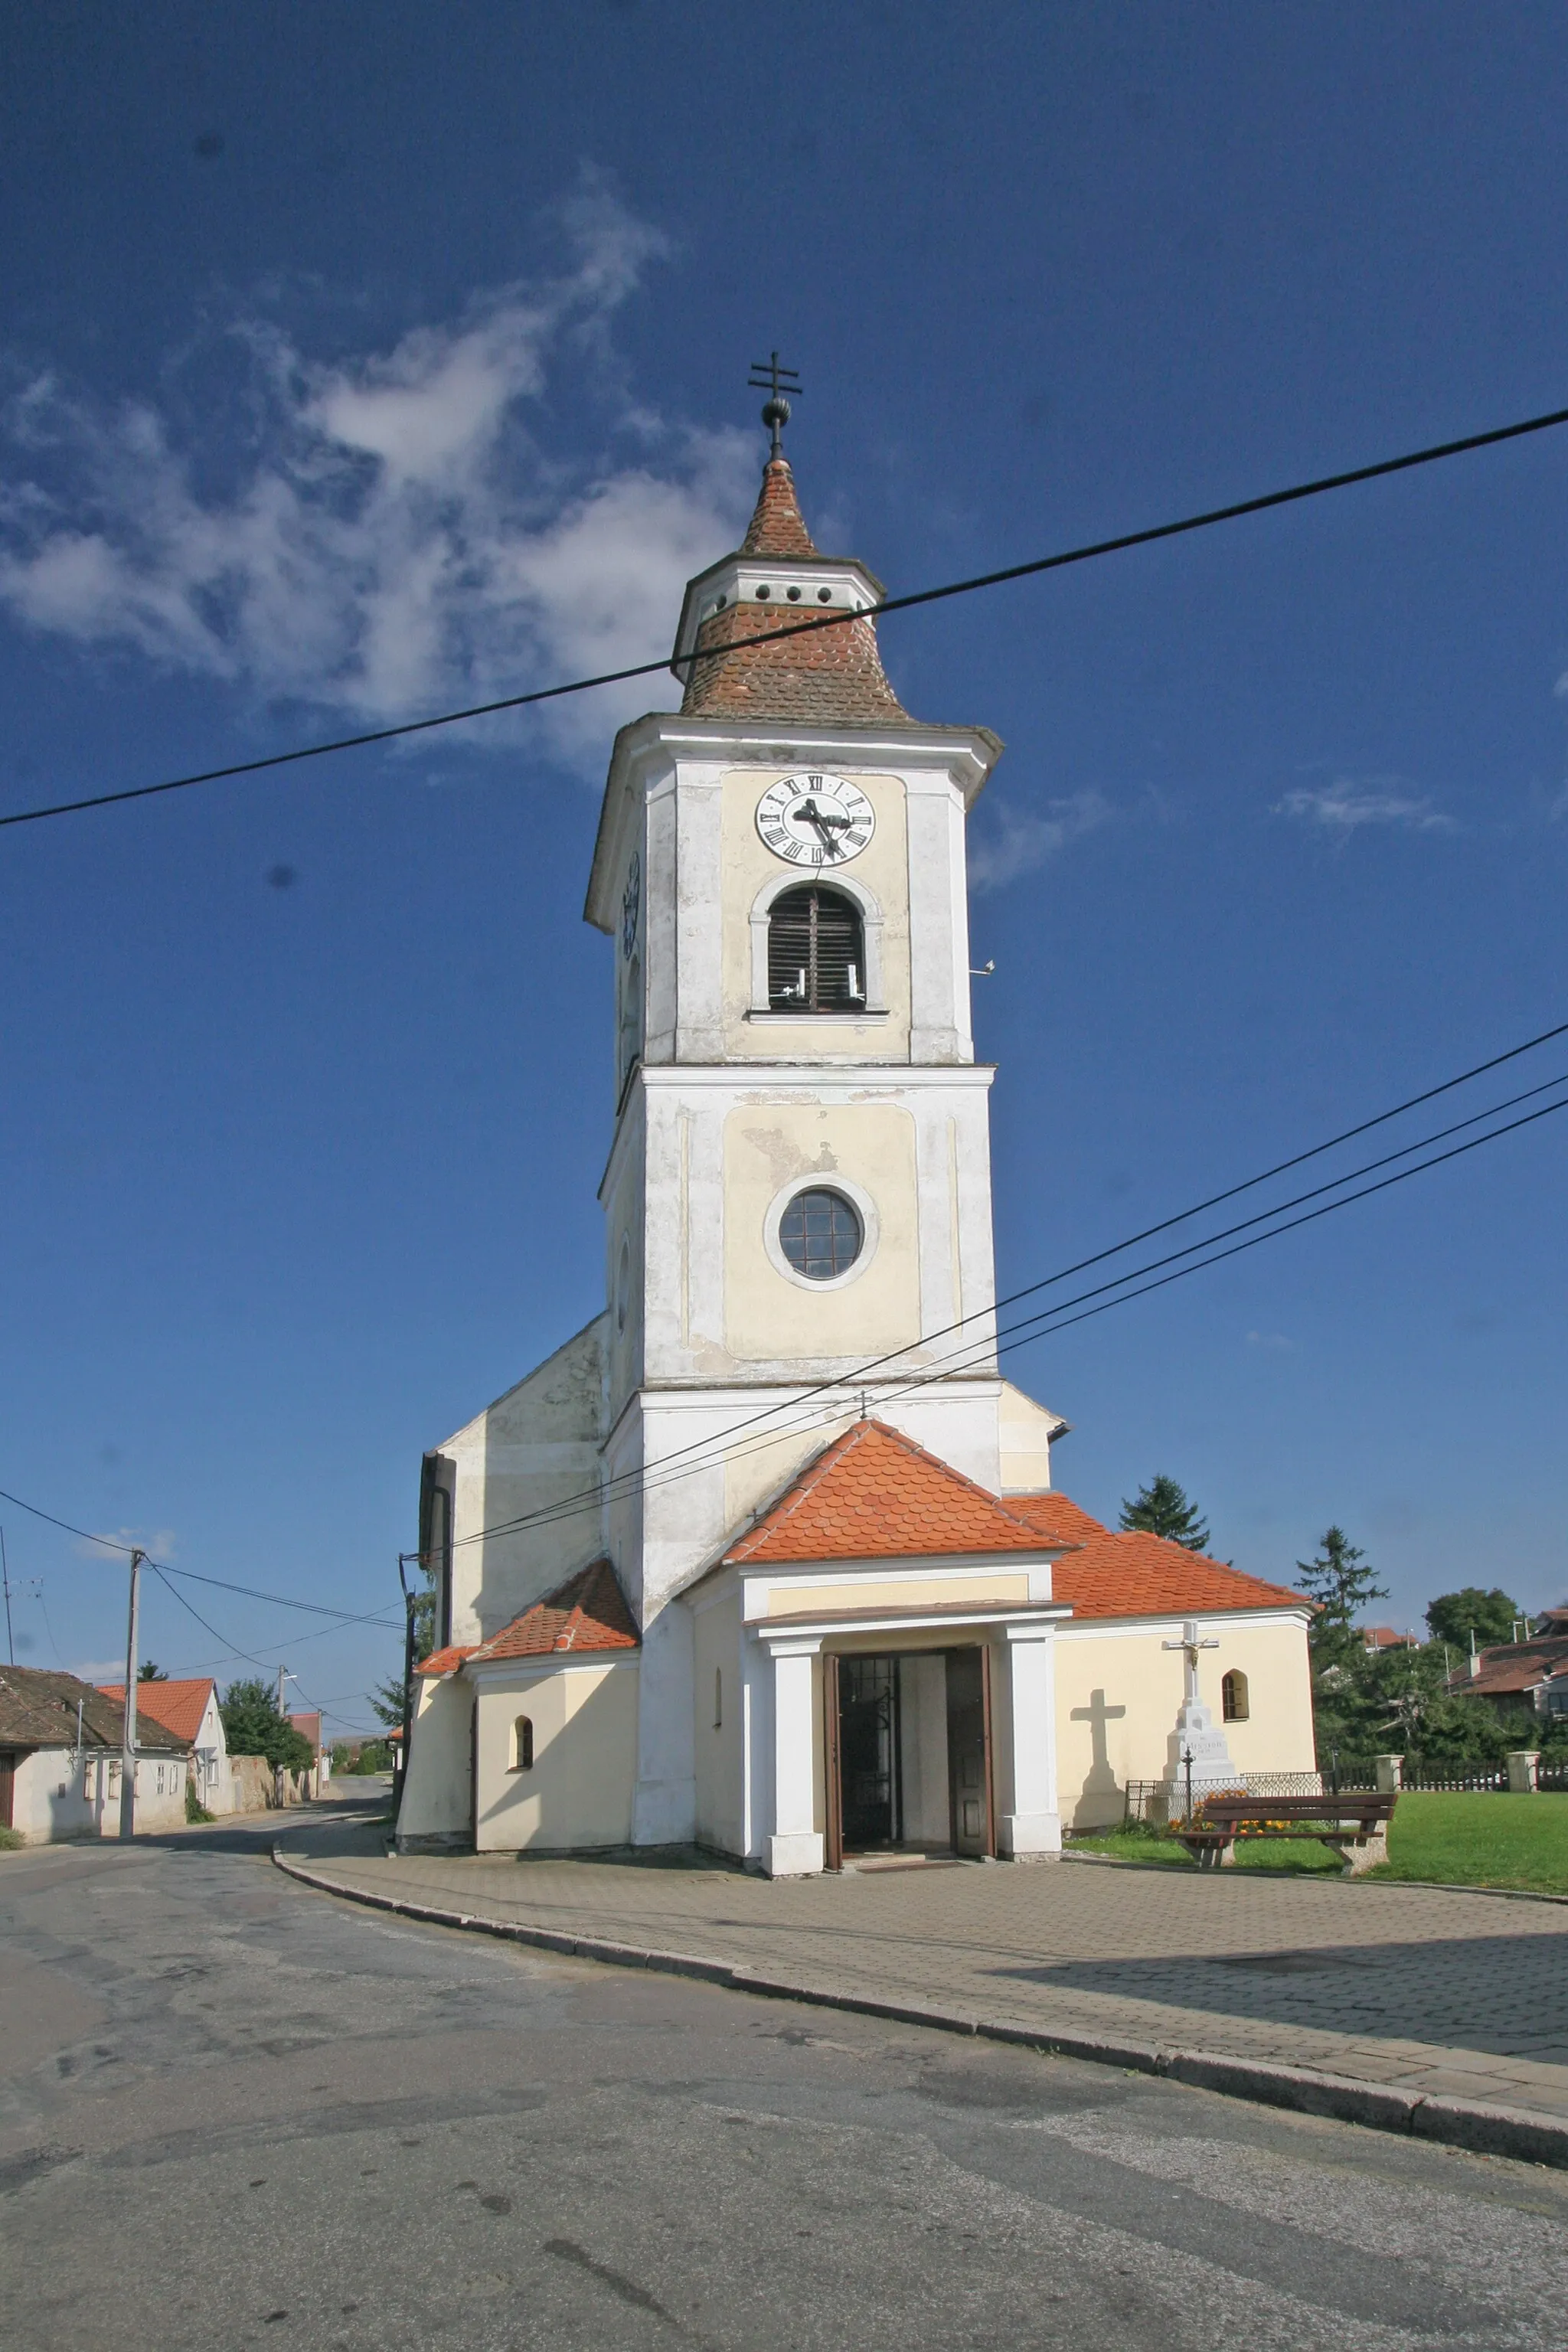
398,383,1318,1873
582,395,1046,1843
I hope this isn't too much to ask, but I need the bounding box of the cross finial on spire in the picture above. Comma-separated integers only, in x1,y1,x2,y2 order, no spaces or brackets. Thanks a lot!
747,351,802,459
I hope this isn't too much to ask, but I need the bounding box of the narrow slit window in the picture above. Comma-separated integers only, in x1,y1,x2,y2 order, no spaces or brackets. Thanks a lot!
513,1715,534,1771
767,886,865,1012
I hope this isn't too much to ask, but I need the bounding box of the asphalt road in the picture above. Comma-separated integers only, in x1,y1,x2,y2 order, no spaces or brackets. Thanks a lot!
2,1802,1566,2352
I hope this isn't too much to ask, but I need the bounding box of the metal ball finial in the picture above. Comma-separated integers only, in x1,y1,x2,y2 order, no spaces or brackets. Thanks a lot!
748,351,802,460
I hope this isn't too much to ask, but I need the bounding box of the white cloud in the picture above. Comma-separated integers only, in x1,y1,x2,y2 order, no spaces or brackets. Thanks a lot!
70,1656,132,1684
1274,778,1456,834
1246,1330,1295,1353
968,788,1111,893
0,177,756,769
72,1527,178,1562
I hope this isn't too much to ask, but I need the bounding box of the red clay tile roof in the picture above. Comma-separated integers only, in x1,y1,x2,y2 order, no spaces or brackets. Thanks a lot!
724,1420,1061,1566
741,456,819,557
415,1644,476,1678
1001,1492,1305,1620
468,1560,640,1663
680,458,912,727
1455,1636,1568,1697
97,1677,215,1743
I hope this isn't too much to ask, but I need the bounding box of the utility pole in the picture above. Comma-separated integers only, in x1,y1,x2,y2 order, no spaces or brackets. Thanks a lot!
1,1524,13,1666
119,1548,145,1841
277,1664,289,1717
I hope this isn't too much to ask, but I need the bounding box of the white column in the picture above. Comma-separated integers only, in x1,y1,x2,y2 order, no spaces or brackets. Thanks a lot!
998,1625,1061,1859
766,1638,824,1877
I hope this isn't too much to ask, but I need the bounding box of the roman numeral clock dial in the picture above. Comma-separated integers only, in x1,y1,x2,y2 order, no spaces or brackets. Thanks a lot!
756,772,876,866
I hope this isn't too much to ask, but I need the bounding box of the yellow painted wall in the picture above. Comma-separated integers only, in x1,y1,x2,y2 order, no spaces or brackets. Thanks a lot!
997,1380,1063,1493
1054,1616,1316,1830
693,1588,745,1855
720,768,910,1056
473,1663,639,1853
723,1099,920,1359
766,1573,1031,1618
397,1673,475,1846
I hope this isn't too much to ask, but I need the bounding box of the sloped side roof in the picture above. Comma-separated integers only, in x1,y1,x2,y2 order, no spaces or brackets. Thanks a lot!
416,1644,476,1678
1459,1635,1568,1697
1001,1492,1305,1621
724,1419,1062,1566
99,1677,216,1744
2,1665,188,1750
468,1560,640,1664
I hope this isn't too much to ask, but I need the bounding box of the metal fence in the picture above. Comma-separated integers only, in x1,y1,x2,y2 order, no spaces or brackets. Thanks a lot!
1537,1759,1568,1792
1123,1772,1336,1826
1397,1758,1508,1793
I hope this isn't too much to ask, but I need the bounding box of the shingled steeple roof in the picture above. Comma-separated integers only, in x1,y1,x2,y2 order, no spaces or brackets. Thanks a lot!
740,457,820,559
674,455,913,728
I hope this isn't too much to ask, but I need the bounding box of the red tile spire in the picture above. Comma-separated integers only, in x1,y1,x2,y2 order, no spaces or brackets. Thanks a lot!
740,458,819,558
680,455,910,727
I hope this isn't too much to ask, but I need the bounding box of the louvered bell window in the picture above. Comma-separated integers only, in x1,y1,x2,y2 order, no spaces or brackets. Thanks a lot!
767,886,866,1012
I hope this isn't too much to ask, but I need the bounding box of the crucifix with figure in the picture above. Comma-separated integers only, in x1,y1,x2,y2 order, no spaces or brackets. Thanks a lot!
1163,1619,1219,1708
1159,1617,1238,1810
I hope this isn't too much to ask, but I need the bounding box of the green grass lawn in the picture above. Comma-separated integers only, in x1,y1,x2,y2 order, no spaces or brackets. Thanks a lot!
1374,1790,1568,1893
1068,1792,1568,1892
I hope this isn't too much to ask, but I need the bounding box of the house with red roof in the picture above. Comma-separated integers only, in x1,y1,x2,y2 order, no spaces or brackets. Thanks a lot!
99,1676,234,1814
397,423,1315,1869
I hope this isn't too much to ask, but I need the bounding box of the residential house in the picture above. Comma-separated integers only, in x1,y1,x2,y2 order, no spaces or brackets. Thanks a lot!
100,1677,234,1814
1449,1620,1568,1723
0,1666,191,1843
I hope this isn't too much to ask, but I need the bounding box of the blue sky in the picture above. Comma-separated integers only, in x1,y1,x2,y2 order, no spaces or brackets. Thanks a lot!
2,5,1566,1727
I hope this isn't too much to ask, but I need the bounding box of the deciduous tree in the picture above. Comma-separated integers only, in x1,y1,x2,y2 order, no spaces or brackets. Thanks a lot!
1425,1587,1523,1650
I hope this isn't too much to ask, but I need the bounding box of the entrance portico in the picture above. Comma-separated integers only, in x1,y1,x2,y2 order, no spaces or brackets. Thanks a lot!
753,1599,1070,1876
694,1419,1080,1876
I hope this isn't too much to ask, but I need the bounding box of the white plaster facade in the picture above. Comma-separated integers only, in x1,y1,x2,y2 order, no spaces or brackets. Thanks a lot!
397,452,1318,1870
1,1746,190,1844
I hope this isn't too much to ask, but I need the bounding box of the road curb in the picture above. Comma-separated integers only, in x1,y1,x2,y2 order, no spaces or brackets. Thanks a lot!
270,1844,1568,2171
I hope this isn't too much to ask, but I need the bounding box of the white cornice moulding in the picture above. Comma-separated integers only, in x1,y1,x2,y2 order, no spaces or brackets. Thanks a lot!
585,714,1004,931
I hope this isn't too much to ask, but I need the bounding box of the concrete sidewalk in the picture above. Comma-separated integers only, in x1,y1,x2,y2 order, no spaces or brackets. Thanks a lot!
273,1821,1568,2166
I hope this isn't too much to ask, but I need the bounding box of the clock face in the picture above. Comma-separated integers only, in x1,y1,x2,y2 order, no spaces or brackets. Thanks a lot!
756,772,875,867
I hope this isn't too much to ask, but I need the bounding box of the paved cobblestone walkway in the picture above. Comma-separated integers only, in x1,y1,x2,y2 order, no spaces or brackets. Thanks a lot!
278,1824,1568,2128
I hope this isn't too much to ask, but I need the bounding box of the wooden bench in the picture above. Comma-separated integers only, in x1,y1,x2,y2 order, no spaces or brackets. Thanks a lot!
1173,1791,1396,1873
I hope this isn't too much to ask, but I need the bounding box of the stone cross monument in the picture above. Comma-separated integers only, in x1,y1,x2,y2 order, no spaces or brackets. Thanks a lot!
1161,1619,1239,1817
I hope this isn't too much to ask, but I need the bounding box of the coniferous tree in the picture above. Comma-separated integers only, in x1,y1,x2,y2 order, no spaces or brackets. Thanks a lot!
1119,1474,1211,1553
1295,1527,1387,1673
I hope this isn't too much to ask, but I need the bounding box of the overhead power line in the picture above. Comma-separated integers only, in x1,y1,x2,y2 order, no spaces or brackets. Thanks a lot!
443,1014,1568,1556
0,1484,400,1633
5,397,1568,832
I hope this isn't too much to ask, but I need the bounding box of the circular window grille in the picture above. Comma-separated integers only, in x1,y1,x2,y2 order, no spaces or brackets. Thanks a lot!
779,1187,863,1281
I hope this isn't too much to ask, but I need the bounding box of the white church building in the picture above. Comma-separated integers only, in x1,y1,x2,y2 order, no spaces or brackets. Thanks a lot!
397,416,1315,1873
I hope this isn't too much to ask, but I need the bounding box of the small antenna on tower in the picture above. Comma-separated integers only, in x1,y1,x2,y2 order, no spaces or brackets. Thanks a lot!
748,351,802,459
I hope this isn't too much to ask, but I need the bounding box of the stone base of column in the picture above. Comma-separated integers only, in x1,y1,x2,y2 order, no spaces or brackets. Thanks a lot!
998,1810,1062,1859
766,1831,825,1878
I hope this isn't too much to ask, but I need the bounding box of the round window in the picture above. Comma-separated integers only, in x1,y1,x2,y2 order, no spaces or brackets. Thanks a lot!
779,1187,863,1281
